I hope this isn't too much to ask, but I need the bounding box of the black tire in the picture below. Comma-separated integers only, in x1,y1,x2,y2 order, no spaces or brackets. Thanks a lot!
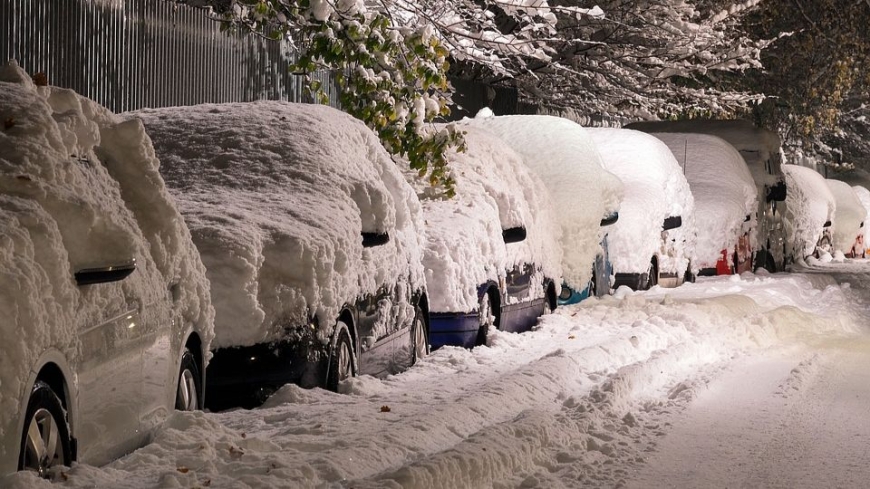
176,349,202,411
733,251,739,274
326,322,355,391
475,291,496,347
18,381,72,478
589,270,597,297
411,305,429,364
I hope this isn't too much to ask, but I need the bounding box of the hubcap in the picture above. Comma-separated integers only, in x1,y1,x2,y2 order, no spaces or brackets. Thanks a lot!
177,369,199,411
23,408,61,477
337,339,352,382
414,318,427,359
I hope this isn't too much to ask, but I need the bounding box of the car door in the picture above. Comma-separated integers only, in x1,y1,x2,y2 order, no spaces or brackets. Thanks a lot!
75,278,145,466
355,285,393,377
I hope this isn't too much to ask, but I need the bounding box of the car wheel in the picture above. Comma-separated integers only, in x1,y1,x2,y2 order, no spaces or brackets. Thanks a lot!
475,291,496,347
589,270,597,297
327,322,355,391
18,381,72,478
176,349,202,411
411,306,429,364
645,259,658,290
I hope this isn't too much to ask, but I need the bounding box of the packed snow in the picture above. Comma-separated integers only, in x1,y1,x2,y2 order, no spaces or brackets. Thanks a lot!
648,132,758,269
782,165,836,260
0,60,213,470
586,128,696,277
408,125,562,313
127,102,426,349
825,179,866,255
6,262,870,488
461,111,624,292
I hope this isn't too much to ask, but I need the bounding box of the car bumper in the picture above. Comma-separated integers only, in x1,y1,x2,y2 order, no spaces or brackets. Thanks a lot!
429,312,480,350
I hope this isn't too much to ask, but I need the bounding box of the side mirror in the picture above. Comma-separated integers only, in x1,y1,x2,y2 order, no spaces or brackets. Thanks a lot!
662,216,682,231
75,261,136,286
823,220,832,228
502,227,527,244
362,232,390,248
744,214,752,222
766,181,787,202
600,212,619,227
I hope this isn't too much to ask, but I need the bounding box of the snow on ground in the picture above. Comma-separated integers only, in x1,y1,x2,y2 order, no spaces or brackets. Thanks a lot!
587,128,696,277
826,179,866,255
783,165,836,259
649,133,757,269
5,264,869,488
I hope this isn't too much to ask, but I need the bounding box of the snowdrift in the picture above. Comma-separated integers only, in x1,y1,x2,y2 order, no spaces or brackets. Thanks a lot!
783,165,835,259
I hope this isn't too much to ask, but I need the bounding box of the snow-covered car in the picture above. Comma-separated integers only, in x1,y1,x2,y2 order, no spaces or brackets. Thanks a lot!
852,185,870,257
782,165,835,260
131,102,428,410
649,133,758,276
413,125,562,349
625,119,787,272
826,179,867,258
463,112,623,305
0,62,214,478
587,128,696,290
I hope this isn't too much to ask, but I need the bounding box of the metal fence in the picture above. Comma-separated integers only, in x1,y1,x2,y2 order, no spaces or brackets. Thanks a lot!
1,0,339,113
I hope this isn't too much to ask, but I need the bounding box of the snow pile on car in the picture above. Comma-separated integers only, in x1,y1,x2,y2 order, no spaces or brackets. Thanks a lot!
826,179,866,254
462,112,623,291
409,125,562,312
586,128,696,276
782,165,835,258
650,133,757,268
0,61,214,444
130,102,426,349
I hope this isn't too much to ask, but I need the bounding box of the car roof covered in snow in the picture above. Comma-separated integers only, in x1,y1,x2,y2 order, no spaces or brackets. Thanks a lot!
826,179,866,253
460,112,622,291
409,124,562,313
650,132,758,267
587,128,696,275
129,101,425,348
782,165,836,259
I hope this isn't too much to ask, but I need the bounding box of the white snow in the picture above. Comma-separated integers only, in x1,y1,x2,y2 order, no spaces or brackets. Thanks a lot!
586,128,696,277
409,125,562,313
0,60,213,465
127,102,426,349
825,179,866,255
649,133,757,269
461,112,624,292
782,165,836,259
5,264,869,488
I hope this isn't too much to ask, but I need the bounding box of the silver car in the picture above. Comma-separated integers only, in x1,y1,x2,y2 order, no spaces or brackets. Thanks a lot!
0,63,214,479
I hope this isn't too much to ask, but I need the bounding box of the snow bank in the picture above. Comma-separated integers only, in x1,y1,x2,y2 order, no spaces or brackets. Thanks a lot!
826,179,866,254
129,102,425,348
409,125,562,312
782,165,835,258
650,133,757,268
587,128,696,276
461,112,623,291
0,60,213,459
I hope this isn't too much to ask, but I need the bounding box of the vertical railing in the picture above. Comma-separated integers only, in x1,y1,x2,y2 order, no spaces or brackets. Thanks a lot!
0,0,340,112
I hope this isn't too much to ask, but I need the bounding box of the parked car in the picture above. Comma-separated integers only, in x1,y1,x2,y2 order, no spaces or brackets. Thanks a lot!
648,133,758,276
625,119,788,272
586,128,697,290
0,61,214,478
852,185,870,257
781,165,835,260
463,112,624,304
132,101,428,410
413,125,562,349
826,179,867,258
